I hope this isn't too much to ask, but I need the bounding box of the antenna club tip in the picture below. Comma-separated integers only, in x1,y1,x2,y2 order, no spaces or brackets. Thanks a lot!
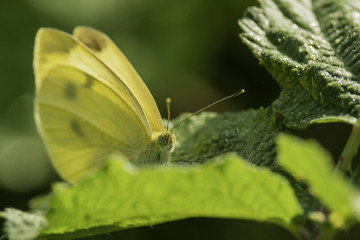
166,98,171,103
233,89,245,97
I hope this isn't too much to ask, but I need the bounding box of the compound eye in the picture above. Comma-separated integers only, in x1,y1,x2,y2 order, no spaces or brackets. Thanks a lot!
158,134,169,146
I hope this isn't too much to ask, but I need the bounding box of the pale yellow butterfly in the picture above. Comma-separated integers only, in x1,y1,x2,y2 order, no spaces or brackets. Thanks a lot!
34,26,175,182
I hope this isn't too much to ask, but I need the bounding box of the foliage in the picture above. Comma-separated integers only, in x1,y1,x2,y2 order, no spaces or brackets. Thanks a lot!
3,0,360,239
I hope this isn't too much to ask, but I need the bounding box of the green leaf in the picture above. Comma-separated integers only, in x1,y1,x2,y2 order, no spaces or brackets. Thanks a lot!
174,108,285,171
277,134,359,228
239,0,360,129
37,153,303,239
173,109,323,215
273,82,357,129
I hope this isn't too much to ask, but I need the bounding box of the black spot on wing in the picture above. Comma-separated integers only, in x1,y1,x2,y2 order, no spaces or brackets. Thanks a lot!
83,75,94,89
64,82,77,100
71,120,85,137
78,33,107,52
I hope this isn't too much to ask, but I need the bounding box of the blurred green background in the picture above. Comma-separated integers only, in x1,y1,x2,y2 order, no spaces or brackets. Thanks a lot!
0,0,359,239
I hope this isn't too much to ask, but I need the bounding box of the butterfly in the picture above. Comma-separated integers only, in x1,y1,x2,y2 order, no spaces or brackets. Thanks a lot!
34,26,175,182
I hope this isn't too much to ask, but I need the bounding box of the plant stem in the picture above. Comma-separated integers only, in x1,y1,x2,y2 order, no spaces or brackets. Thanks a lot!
336,124,360,173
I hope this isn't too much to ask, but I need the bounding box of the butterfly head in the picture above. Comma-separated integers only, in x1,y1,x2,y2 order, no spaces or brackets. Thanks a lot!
158,130,175,152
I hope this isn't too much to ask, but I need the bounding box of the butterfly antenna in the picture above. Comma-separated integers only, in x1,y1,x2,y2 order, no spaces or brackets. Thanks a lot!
174,150,186,162
170,89,245,131
166,98,171,131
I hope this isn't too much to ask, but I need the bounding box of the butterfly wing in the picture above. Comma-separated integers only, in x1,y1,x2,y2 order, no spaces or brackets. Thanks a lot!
34,28,150,181
73,26,165,138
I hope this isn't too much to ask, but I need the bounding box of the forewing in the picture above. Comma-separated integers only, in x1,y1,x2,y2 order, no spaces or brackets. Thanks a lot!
73,26,164,137
34,28,151,134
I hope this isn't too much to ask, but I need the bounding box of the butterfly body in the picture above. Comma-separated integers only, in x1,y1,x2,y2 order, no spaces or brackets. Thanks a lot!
34,27,174,182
